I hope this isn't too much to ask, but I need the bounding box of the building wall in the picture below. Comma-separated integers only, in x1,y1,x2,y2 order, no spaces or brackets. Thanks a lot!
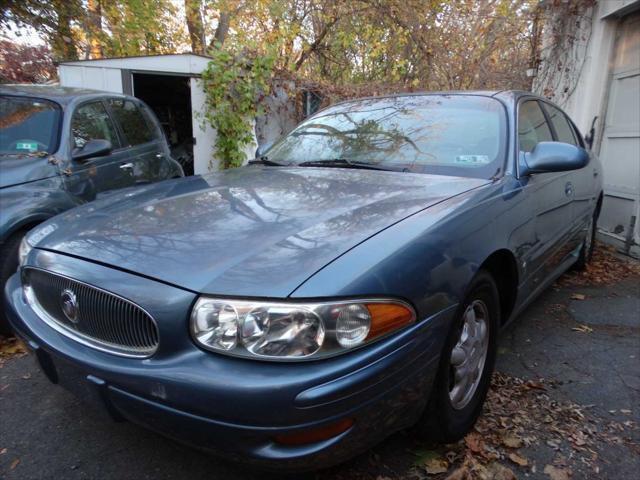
59,65,124,93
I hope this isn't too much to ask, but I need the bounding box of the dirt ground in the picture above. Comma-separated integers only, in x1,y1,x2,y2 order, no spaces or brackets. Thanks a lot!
1,245,638,479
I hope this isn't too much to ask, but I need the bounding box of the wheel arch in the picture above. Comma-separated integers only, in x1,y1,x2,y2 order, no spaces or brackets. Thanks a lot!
478,249,519,325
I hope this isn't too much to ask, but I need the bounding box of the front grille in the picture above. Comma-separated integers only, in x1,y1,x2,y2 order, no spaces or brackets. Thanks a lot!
24,268,159,357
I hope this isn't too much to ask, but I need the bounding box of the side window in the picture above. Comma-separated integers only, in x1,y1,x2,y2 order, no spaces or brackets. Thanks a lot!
107,99,154,146
544,104,577,145
518,100,553,153
71,101,120,149
138,104,163,141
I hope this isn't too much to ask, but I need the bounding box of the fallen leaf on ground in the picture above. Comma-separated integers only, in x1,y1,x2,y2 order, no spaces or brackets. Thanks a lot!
501,434,523,448
10,458,20,470
425,457,449,475
572,324,593,333
508,452,528,466
0,447,6,455
570,293,586,300
485,461,517,480
464,432,485,453
0,337,27,357
445,466,470,480
544,464,571,480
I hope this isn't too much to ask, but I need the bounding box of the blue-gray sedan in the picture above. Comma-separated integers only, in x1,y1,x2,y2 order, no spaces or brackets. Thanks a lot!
5,91,603,471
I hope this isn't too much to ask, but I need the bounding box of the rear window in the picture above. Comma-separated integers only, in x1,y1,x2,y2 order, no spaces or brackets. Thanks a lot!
0,96,61,155
107,99,154,146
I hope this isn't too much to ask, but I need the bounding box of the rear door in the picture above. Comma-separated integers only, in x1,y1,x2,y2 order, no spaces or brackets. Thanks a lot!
518,99,575,289
542,101,595,251
68,100,136,198
106,98,165,184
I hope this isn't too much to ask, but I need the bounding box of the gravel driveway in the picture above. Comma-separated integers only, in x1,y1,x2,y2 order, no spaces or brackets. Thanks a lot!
1,247,638,479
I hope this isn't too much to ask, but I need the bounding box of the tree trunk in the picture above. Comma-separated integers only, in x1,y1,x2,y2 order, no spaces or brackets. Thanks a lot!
211,11,230,48
86,0,103,59
185,0,205,54
51,0,78,60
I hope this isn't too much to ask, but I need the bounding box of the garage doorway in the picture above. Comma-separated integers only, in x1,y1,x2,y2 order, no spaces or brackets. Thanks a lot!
132,73,194,176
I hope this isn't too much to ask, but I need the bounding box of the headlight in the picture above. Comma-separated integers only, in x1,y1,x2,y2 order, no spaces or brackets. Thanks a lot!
190,298,415,360
18,236,33,267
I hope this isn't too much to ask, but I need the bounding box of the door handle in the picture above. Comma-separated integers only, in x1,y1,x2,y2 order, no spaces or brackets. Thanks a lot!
593,169,599,177
155,153,164,159
119,162,134,170
565,182,574,197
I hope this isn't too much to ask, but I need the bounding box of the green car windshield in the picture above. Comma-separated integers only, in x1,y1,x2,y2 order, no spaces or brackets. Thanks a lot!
266,95,507,179
0,96,61,155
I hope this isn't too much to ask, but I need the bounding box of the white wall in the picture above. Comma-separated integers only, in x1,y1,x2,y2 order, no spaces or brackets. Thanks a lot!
190,77,218,174
58,65,124,93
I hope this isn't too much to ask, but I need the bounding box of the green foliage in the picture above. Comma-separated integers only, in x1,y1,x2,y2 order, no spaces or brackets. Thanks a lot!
201,47,277,169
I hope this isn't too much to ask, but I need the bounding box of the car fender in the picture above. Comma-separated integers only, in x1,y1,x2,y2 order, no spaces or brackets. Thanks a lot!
0,177,82,243
290,180,523,322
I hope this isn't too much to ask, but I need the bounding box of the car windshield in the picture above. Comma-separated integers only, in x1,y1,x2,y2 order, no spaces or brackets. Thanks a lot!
0,96,61,155
266,95,507,179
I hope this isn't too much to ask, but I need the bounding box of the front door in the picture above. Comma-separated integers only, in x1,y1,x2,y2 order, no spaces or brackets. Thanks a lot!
518,99,575,291
67,100,136,201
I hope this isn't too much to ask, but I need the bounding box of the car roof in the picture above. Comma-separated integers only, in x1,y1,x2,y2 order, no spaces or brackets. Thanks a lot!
0,84,125,105
318,90,545,111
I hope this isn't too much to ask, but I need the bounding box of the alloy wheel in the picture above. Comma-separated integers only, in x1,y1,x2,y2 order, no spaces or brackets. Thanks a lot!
448,300,490,410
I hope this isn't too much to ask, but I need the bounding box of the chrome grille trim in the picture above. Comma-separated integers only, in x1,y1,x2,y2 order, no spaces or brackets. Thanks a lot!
24,268,159,358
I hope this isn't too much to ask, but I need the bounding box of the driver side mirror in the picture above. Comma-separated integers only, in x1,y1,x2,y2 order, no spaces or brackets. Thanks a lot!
72,139,112,162
520,141,589,176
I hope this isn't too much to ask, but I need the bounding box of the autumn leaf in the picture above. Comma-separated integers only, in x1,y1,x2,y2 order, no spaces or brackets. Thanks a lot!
464,432,484,453
544,464,571,480
572,324,593,333
501,434,523,449
570,293,586,300
10,458,20,470
508,452,528,466
425,457,449,475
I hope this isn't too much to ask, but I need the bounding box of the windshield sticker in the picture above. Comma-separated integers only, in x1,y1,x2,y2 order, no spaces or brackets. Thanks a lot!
16,142,39,152
455,155,490,165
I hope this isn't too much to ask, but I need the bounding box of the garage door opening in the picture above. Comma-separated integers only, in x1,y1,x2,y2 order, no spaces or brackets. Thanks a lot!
132,73,194,176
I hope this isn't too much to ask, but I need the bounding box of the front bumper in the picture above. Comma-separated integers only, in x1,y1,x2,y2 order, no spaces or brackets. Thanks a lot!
5,251,454,471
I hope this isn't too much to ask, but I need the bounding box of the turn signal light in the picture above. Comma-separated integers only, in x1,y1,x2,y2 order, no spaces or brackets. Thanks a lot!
366,303,415,340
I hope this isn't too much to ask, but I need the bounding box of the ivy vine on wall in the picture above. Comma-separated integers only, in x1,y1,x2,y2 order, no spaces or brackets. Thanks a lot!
201,47,277,169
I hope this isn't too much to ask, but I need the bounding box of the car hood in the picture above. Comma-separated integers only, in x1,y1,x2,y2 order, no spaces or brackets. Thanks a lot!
0,155,60,189
31,166,487,296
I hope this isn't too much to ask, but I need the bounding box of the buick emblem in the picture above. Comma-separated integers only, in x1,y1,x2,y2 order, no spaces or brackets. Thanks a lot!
60,289,79,324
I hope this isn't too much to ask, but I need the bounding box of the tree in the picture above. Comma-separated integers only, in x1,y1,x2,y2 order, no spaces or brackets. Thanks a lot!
185,0,205,54
0,39,56,83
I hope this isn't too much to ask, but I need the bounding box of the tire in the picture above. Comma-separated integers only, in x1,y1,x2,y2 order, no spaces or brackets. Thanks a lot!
415,270,500,442
574,212,596,271
0,231,25,335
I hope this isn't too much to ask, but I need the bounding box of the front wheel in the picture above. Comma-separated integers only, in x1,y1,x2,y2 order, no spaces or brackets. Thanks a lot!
415,271,499,442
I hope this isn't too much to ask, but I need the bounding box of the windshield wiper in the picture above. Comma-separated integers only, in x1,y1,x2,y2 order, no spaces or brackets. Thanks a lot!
247,156,288,166
297,158,398,171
